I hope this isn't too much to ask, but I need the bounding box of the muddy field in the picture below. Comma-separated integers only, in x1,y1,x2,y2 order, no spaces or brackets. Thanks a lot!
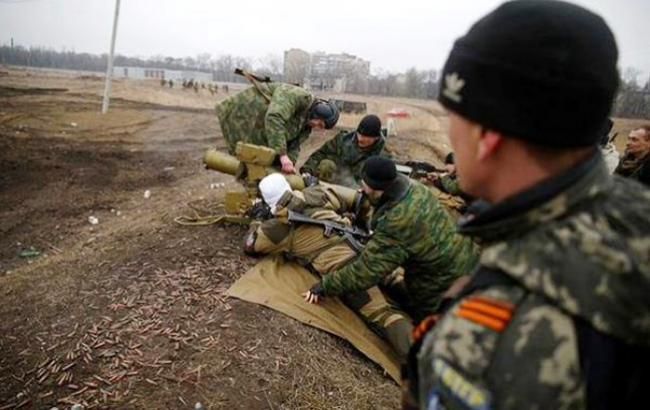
1,66,645,410
0,67,456,410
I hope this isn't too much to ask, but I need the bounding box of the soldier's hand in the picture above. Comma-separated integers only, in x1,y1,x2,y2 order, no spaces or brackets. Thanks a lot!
302,173,319,187
303,282,325,304
279,155,296,174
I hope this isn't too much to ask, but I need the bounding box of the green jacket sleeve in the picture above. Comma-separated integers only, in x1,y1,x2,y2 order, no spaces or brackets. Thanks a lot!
321,224,409,296
264,87,311,156
439,175,462,196
301,132,343,174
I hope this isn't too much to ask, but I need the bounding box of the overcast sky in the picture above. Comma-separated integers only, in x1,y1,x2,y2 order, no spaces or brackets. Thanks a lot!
1,0,648,79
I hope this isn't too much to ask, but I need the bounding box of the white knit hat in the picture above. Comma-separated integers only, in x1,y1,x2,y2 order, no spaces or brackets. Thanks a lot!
259,173,292,214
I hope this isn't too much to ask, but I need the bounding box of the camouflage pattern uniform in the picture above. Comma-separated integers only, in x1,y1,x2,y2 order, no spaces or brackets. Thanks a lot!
301,130,389,187
615,151,650,187
321,175,479,323
215,83,314,162
244,183,413,358
412,156,650,409
434,174,462,197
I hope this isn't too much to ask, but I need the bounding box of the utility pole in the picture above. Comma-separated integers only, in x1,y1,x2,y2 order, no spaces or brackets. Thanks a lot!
101,0,121,114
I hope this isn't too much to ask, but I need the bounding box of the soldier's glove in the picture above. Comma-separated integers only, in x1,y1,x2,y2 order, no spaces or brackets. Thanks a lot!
303,281,325,304
302,173,319,187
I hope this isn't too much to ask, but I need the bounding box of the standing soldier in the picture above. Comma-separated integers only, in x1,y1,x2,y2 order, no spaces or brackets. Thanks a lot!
301,114,390,187
407,1,650,409
615,125,650,186
304,157,479,326
215,78,339,174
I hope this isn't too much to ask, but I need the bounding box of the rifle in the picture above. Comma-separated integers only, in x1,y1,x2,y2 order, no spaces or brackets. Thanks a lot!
403,160,447,174
287,210,370,253
234,68,271,83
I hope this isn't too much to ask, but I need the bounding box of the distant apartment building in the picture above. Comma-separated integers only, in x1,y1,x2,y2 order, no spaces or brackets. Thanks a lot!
113,66,212,83
283,49,370,93
283,48,311,85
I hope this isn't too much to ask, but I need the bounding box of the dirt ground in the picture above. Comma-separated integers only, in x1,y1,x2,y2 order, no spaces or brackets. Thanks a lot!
0,67,455,410
2,66,645,410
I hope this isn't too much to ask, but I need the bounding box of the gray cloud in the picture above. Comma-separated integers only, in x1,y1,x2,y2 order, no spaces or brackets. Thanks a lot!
0,0,648,77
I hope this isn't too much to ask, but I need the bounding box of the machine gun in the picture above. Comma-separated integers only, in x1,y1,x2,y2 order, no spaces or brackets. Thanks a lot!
287,210,370,253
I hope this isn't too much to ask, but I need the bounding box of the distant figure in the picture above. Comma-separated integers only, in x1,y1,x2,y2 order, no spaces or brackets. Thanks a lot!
182,80,187,88
201,82,206,89
160,78,166,87
214,84,219,93
223,84,229,93
193,82,199,93
168,79,174,88
615,125,650,186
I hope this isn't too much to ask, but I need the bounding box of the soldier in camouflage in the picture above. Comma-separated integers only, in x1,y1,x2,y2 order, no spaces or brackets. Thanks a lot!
614,125,650,186
301,114,390,187
304,157,479,325
215,79,339,174
243,173,413,359
407,2,650,409
429,153,464,197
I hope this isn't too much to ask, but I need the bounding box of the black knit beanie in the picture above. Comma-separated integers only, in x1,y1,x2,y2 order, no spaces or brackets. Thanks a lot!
362,156,397,190
357,115,382,138
439,0,619,147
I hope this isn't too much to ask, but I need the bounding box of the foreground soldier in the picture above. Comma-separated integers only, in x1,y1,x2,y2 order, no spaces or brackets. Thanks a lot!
301,114,389,187
615,125,650,186
215,80,339,174
305,157,479,324
408,2,650,409
243,173,413,358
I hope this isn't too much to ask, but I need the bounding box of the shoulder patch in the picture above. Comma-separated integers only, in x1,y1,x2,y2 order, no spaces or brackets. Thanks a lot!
431,358,492,410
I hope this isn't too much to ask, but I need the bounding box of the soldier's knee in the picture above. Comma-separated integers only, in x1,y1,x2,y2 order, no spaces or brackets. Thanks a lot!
317,159,337,182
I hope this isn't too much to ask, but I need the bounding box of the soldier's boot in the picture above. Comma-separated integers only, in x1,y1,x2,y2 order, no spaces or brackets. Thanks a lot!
342,286,412,361
384,317,414,361
317,159,338,183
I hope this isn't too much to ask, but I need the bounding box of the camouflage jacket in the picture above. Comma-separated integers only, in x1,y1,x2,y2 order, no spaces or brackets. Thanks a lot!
321,175,479,322
215,83,313,161
415,155,650,410
433,174,462,197
301,130,389,187
615,151,650,187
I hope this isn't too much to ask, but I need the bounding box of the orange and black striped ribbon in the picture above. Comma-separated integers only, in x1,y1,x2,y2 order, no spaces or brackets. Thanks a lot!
456,296,515,332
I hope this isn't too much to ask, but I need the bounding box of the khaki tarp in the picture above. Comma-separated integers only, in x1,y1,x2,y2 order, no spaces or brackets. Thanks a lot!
226,256,401,383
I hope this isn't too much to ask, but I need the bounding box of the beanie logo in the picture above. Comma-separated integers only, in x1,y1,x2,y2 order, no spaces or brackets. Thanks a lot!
443,73,465,103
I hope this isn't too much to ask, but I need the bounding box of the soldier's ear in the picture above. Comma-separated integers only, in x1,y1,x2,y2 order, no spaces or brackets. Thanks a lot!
477,129,503,161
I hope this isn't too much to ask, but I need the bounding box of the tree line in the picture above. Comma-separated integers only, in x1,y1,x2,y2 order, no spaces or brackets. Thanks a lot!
0,45,648,118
